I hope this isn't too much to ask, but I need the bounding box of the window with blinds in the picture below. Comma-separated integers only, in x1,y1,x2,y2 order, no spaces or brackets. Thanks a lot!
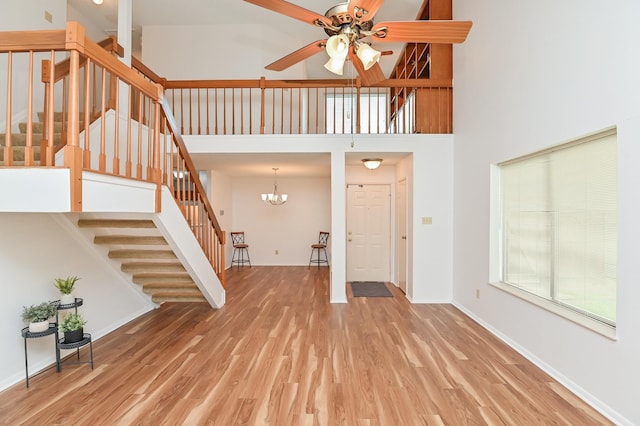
325,91,387,134
499,128,617,327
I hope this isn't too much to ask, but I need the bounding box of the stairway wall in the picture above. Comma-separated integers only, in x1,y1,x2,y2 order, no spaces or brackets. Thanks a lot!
0,212,154,391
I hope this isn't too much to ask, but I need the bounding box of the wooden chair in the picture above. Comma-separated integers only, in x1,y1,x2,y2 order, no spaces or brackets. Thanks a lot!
309,231,330,268
230,232,251,269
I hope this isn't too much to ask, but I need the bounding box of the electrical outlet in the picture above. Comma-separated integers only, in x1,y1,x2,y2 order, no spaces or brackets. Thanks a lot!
44,11,53,23
476,289,480,299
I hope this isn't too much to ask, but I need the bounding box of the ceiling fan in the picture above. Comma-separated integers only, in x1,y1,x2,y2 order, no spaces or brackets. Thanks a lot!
244,0,472,85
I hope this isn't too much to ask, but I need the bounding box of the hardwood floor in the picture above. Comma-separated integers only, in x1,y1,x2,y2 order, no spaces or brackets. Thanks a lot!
0,266,612,425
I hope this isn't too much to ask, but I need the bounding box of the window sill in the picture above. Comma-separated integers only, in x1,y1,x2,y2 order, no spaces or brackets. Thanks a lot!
489,281,617,341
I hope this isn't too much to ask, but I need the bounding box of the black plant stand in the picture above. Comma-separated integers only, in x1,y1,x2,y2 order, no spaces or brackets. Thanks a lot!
21,325,61,388
58,297,83,313
20,297,93,388
58,333,93,370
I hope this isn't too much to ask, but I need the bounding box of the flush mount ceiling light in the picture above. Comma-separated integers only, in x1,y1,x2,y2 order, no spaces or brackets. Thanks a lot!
362,158,383,170
261,167,288,205
93,0,103,4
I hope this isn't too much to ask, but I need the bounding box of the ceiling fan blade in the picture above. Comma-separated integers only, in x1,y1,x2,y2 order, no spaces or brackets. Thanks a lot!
371,20,473,44
244,0,332,27
347,0,384,21
265,40,326,71
349,49,385,86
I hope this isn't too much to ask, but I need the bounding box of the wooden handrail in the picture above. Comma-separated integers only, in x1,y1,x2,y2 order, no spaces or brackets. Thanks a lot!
0,29,67,52
131,56,164,85
163,78,452,89
44,35,124,84
160,98,224,244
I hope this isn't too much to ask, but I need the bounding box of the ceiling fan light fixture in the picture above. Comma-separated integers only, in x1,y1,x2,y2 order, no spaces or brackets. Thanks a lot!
324,56,346,75
362,158,383,170
356,43,381,70
325,34,350,59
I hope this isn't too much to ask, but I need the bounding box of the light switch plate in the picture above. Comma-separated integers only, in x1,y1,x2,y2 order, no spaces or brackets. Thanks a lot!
422,217,432,225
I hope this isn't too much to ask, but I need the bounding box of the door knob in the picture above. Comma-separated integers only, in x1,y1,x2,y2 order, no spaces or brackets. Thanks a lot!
401,236,406,240
348,239,352,242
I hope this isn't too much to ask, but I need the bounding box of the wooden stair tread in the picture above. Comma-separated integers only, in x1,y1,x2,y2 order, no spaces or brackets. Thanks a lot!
111,250,177,259
0,146,42,162
19,121,80,133
142,284,202,296
121,262,187,273
152,294,207,303
142,282,198,290
95,235,167,245
133,275,194,285
0,133,62,146
132,272,191,280
78,219,157,228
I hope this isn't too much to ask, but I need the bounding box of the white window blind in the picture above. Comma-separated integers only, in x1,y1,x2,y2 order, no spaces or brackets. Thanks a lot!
500,130,617,326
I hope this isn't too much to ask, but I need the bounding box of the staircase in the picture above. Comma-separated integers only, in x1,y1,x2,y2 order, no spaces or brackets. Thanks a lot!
1,110,210,304
78,218,208,303
0,113,69,165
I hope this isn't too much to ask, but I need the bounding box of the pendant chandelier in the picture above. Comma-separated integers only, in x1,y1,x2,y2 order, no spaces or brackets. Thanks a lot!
261,167,288,205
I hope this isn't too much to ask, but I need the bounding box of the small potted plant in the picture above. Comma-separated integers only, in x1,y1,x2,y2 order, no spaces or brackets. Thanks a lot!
59,312,87,343
53,276,80,305
22,302,58,333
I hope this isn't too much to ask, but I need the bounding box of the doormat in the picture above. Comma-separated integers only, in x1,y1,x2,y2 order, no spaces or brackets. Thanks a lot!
350,281,393,297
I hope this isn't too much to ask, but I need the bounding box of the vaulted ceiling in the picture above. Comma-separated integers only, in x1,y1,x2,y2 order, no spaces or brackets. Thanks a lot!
67,0,426,80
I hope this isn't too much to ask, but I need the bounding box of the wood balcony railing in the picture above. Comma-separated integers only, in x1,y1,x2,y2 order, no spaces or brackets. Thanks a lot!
129,56,454,136
155,78,453,136
0,22,225,284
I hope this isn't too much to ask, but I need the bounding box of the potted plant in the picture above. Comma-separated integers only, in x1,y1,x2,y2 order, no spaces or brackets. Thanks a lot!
59,312,87,343
22,302,58,333
53,276,80,305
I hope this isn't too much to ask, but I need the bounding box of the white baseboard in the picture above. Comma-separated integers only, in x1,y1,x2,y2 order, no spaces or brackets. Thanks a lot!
452,302,631,426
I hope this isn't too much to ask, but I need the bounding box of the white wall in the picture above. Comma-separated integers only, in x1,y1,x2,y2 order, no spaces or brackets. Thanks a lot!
231,175,331,265
454,1,640,424
142,24,310,80
66,3,112,43
0,0,66,30
185,133,454,304
0,213,153,391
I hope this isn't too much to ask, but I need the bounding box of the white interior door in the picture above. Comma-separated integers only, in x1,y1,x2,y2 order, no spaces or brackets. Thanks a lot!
397,179,407,293
346,184,391,282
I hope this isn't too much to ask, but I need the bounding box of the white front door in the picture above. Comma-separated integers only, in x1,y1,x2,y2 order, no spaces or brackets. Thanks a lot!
346,184,391,282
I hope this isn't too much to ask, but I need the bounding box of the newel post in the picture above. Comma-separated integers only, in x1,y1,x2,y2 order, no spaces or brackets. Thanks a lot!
64,22,86,212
